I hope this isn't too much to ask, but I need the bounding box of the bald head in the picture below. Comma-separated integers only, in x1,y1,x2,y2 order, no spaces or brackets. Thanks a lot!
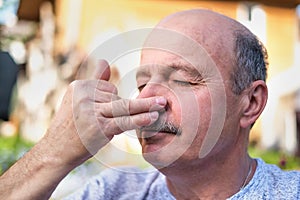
157,9,244,35
156,9,248,67
142,9,268,94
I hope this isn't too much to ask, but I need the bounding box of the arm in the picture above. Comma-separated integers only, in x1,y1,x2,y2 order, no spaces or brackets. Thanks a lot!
0,60,166,200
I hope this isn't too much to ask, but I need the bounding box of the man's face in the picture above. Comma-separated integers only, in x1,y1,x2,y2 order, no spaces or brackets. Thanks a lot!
135,29,240,168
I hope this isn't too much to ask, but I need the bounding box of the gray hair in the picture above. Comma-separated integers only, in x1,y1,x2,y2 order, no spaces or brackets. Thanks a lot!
231,30,268,95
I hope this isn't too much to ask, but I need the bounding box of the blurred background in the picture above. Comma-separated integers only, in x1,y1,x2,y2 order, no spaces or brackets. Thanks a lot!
1,0,300,198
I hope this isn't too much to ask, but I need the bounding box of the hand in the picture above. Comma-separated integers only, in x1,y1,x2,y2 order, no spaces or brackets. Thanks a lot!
44,60,167,166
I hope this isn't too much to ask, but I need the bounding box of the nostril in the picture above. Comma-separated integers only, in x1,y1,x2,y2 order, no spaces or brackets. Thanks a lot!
164,102,169,112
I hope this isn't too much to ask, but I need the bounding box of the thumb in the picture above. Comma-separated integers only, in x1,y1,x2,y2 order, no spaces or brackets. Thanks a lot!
93,59,111,80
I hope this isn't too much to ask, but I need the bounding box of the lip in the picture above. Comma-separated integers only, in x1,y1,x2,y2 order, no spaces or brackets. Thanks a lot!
139,125,180,137
139,131,176,153
140,130,158,139
140,130,176,140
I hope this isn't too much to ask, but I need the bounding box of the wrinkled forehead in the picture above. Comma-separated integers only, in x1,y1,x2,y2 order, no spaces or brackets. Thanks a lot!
138,28,220,77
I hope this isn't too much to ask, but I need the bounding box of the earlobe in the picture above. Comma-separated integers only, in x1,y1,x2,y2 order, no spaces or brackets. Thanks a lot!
240,80,268,128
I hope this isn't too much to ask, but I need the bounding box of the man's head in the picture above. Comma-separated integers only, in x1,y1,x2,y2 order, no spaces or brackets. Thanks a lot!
136,9,268,169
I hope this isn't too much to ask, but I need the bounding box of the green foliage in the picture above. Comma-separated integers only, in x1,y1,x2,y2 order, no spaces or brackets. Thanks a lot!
0,135,33,175
248,145,300,170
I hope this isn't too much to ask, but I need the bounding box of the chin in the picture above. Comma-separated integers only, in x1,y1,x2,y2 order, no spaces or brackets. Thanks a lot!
141,140,186,169
142,151,176,169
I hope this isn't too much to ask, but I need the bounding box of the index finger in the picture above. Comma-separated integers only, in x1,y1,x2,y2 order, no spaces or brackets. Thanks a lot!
97,96,167,118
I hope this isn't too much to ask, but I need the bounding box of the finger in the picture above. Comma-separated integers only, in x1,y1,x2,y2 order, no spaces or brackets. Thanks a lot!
97,96,167,117
104,111,159,134
94,80,118,94
94,91,120,103
71,80,118,102
93,59,111,81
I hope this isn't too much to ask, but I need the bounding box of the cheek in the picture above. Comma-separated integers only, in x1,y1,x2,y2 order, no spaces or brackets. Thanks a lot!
165,90,213,159
173,88,212,133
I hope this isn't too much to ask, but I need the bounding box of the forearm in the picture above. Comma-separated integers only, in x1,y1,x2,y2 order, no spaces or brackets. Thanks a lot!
0,138,78,200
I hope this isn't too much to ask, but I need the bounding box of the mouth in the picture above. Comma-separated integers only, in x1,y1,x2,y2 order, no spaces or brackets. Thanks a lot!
138,121,182,138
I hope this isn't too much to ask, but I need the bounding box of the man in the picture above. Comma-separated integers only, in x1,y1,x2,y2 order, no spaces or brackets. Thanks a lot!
1,9,300,200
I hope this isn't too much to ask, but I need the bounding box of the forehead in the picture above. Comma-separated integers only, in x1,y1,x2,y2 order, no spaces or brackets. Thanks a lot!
140,28,206,65
137,26,234,81
137,49,235,92
137,51,201,78
138,47,220,80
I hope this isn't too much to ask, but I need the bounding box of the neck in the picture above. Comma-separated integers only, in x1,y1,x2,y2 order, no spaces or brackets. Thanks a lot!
161,144,255,199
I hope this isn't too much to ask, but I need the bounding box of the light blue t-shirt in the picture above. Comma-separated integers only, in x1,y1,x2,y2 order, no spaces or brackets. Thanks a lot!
65,159,300,199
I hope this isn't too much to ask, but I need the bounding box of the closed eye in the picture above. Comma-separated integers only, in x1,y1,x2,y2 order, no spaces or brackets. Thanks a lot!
173,80,198,86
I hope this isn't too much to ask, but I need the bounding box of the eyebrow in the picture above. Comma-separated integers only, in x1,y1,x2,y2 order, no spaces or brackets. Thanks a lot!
136,63,204,84
136,68,149,79
168,63,201,78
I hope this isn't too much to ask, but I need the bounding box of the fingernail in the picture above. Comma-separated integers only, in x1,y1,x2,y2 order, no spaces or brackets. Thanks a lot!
156,97,166,106
150,111,159,120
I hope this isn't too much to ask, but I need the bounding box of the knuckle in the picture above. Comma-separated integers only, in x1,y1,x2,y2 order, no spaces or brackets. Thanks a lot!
113,99,129,117
145,98,153,108
123,99,130,111
97,103,110,117
111,85,118,94
111,94,120,101
117,116,132,131
134,114,151,126
106,118,122,134
100,117,111,131
70,80,85,89
69,80,78,88
128,99,134,112
120,115,131,129
96,80,118,94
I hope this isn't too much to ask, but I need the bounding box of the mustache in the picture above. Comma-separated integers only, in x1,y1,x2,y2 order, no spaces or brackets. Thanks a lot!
138,120,182,136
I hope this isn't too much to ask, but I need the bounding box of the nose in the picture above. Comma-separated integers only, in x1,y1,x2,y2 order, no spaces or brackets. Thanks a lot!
138,81,168,99
138,81,170,124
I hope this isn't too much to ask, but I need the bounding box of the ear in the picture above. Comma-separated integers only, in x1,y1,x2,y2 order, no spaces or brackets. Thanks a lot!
240,80,268,128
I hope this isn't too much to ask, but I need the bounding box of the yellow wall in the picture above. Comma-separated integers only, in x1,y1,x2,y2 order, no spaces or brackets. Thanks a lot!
76,0,238,50
250,6,297,142
55,0,298,74
264,6,297,78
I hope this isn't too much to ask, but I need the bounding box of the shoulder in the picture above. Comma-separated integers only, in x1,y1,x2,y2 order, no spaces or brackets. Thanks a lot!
231,158,300,199
257,158,300,181
257,158,300,196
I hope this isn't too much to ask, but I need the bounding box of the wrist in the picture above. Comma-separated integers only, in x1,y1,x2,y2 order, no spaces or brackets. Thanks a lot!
37,130,92,169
